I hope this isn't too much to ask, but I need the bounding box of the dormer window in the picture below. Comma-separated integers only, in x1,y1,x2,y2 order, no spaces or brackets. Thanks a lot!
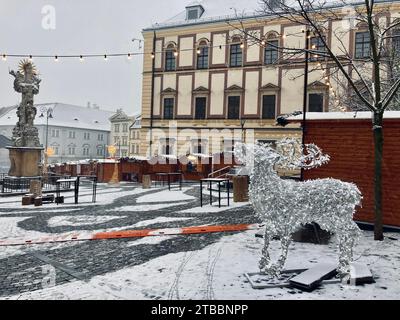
186,5,204,20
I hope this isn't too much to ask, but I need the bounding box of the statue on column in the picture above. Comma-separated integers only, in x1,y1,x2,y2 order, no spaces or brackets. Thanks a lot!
7,60,43,177
9,59,41,148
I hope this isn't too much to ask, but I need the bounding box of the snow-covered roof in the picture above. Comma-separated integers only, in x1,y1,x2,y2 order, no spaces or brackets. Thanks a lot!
0,103,113,131
288,111,400,121
145,0,396,31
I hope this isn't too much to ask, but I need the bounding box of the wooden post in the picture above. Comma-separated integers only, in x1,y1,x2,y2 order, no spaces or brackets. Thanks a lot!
142,174,152,189
233,176,248,202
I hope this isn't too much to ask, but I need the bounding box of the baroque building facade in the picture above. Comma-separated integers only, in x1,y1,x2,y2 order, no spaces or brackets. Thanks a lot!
139,0,400,158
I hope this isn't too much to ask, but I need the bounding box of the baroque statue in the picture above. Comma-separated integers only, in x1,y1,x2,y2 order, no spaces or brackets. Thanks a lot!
9,59,41,148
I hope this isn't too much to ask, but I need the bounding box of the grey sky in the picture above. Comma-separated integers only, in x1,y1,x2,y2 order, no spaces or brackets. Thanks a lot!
0,0,188,115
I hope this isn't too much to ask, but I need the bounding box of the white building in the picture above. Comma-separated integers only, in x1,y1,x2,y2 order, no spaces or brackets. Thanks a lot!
0,103,113,165
109,109,136,158
129,114,141,156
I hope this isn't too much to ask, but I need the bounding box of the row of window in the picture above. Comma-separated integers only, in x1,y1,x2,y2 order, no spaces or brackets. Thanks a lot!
162,93,324,120
49,146,105,156
50,129,104,141
130,144,140,154
113,136,128,146
159,138,271,156
163,30,397,72
114,123,130,133
130,130,140,140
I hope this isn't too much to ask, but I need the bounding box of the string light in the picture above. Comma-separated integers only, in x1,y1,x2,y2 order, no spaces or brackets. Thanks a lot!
2,54,6,61
240,42,245,49
104,54,108,61
127,53,132,60
54,55,59,62
173,50,178,57
197,48,201,55
151,52,155,59
261,40,266,46
29,55,33,61
79,55,84,62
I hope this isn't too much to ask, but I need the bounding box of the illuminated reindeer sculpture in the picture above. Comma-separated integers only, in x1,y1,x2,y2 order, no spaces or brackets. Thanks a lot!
234,139,362,277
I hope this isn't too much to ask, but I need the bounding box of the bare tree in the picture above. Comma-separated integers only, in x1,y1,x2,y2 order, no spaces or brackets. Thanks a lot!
228,0,400,240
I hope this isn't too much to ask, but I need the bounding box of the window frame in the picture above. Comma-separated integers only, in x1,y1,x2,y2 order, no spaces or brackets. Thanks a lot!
227,95,241,119
354,31,371,59
230,42,243,67
165,45,177,71
163,97,175,120
264,39,279,65
310,36,326,61
196,43,209,69
308,92,325,112
194,96,207,120
261,94,277,119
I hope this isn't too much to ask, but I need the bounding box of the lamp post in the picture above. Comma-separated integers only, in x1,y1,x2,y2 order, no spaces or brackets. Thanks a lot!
39,107,53,177
301,28,311,181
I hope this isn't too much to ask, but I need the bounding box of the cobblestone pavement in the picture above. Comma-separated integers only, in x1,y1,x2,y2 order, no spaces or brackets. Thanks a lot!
0,183,258,297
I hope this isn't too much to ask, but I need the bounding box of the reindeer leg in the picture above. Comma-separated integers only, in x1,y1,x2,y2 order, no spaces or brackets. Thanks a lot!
274,232,292,277
259,227,272,275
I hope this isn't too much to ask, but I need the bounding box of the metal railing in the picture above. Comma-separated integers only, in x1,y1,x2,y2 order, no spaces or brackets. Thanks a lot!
208,166,232,179
0,175,72,194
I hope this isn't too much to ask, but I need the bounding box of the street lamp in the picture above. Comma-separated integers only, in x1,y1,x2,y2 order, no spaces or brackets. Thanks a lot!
39,107,53,176
301,28,311,182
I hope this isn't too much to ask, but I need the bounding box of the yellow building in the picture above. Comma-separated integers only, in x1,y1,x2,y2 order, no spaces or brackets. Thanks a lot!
139,0,399,158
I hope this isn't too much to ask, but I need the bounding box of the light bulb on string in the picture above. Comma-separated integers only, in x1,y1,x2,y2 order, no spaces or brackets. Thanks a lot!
79,55,84,62
173,50,178,57
197,48,201,55
127,53,132,60
151,52,155,59
29,55,33,62
240,42,245,49
2,54,6,61
54,55,59,62
104,54,108,61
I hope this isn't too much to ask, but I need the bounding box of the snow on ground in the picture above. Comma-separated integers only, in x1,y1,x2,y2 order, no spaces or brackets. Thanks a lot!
0,209,82,216
0,217,47,240
47,215,126,228
132,217,193,228
180,201,248,213
4,230,400,300
109,202,188,212
0,185,149,210
125,235,178,247
136,188,195,203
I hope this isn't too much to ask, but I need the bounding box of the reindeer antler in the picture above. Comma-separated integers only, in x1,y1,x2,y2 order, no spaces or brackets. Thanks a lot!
276,138,330,170
299,143,330,170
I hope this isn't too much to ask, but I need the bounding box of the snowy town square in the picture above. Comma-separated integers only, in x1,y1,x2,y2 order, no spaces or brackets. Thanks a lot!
0,182,399,300
1,0,400,307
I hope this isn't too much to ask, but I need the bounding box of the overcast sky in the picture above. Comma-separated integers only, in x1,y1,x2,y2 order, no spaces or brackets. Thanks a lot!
0,0,188,115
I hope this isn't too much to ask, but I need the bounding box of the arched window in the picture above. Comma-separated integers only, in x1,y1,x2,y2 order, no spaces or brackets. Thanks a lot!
197,40,209,69
165,43,177,71
264,33,279,65
230,36,243,67
82,144,90,156
354,23,370,59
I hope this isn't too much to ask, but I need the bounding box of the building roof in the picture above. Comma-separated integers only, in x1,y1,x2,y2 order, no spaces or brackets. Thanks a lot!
144,0,395,31
0,103,113,131
288,111,400,121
